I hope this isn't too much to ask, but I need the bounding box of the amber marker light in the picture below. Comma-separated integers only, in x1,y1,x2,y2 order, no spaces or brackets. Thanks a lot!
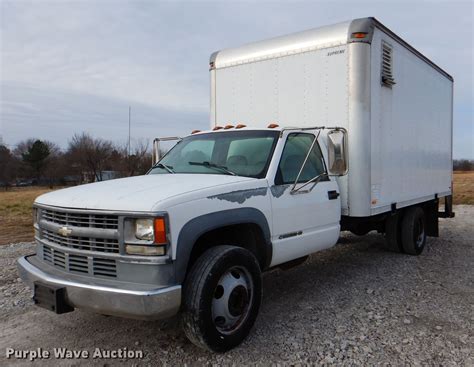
352,32,367,39
224,124,234,129
154,218,167,244
213,125,223,131
267,123,279,128
235,124,247,129
191,130,201,134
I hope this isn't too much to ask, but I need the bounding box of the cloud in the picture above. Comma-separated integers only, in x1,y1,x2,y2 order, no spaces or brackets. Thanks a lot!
1,0,472,157
1,81,207,148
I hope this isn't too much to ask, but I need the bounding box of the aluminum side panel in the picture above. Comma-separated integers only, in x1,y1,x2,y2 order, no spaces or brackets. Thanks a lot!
369,29,453,214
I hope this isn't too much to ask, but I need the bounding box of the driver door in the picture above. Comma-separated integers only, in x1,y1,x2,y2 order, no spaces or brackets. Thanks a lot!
269,132,341,266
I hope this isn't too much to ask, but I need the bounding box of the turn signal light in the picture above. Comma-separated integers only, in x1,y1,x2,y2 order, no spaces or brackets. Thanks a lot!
352,32,367,39
154,218,167,244
267,123,279,128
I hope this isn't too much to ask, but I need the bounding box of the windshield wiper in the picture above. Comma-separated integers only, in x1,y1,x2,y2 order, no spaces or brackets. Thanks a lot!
188,161,236,176
155,163,175,173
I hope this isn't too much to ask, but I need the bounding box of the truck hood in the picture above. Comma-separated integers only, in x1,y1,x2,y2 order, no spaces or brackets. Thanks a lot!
35,174,254,212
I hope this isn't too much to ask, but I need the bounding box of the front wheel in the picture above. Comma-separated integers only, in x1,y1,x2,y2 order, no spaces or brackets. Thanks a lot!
181,246,262,352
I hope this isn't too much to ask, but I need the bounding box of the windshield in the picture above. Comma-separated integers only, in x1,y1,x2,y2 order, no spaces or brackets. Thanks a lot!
148,130,279,178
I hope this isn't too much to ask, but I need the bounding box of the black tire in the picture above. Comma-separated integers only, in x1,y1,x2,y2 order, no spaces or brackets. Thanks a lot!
401,207,426,255
385,212,403,253
181,246,262,352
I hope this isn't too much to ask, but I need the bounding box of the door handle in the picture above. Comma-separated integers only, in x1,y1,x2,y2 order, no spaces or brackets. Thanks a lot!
328,190,340,200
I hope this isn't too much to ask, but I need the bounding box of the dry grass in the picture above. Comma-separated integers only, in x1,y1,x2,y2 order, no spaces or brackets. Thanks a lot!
0,187,57,245
452,171,474,205
0,173,472,245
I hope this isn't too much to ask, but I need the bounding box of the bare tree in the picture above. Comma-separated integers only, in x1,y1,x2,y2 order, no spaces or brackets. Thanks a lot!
67,133,114,182
124,139,152,177
453,159,474,171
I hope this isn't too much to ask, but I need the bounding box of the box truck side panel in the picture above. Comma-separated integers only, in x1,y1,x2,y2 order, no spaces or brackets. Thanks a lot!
369,28,453,215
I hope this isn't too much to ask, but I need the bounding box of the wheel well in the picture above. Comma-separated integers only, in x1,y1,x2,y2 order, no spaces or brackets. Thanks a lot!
186,223,267,273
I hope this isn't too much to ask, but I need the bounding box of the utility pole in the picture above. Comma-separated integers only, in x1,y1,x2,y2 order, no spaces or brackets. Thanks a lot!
128,106,131,157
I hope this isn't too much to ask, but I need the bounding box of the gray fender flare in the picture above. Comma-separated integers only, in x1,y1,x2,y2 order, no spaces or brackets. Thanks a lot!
174,207,272,284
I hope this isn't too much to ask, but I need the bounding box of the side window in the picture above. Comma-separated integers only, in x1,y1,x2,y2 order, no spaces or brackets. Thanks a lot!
276,133,326,185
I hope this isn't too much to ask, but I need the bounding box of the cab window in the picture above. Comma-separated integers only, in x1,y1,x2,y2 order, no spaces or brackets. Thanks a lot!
275,133,326,185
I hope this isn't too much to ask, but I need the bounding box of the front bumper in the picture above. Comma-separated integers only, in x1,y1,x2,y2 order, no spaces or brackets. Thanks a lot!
17,255,181,320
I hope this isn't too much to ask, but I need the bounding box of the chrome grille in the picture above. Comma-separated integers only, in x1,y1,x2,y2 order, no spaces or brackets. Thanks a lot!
42,209,118,229
42,245,116,278
42,228,119,253
38,207,120,254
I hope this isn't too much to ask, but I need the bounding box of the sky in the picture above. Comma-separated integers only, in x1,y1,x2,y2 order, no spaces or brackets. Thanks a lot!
0,0,473,158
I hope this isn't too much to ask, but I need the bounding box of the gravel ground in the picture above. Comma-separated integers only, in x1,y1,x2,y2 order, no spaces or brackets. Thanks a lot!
0,205,473,366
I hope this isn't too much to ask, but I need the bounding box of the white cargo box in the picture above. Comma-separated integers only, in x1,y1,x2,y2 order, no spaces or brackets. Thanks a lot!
209,17,453,217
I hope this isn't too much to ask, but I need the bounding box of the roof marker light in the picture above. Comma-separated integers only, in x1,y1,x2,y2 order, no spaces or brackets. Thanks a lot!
235,124,247,129
267,123,279,128
224,124,234,129
213,125,223,131
352,32,367,39
191,130,201,134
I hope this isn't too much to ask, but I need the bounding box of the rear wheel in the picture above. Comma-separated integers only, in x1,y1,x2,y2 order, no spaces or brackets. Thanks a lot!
385,212,403,253
401,207,426,255
182,246,262,352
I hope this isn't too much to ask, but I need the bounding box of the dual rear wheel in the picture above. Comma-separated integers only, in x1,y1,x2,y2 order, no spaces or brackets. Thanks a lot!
385,206,427,255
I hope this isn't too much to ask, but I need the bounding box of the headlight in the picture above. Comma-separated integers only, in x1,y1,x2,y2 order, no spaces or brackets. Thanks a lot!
124,216,168,256
135,219,154,241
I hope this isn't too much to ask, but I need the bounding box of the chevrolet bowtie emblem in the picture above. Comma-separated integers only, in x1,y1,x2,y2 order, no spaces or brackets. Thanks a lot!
58,226,72,237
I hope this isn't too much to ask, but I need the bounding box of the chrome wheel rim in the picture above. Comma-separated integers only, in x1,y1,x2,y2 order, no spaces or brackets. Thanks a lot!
212,266,253,334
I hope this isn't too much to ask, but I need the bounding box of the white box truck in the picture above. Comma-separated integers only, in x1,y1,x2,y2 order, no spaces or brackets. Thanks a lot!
18,17,454,352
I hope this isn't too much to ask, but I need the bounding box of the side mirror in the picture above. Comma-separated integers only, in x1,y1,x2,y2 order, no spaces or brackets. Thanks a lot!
327,129,348,175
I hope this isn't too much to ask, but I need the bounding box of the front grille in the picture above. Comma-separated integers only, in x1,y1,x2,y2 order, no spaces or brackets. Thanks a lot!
43,245,117,278
42,228,119,253
38,207,120,254
42,208,118,229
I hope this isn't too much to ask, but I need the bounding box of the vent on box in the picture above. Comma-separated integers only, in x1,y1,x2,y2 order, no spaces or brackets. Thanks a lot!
381,42,395,87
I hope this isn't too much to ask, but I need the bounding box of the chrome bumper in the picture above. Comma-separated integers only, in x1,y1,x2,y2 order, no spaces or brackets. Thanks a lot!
17,255,181,320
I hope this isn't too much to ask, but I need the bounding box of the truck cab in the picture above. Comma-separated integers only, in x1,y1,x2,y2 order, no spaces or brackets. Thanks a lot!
18,125,348,352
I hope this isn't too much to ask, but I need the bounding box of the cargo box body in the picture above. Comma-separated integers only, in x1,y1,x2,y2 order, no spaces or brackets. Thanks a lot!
210,17,453,217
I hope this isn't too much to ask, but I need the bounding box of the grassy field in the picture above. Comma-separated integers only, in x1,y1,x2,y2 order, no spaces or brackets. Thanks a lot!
0,171,473,245
0,187,57,245
452,171,474,205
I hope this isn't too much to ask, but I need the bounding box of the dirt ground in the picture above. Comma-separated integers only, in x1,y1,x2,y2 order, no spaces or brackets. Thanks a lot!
0,206,472,365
